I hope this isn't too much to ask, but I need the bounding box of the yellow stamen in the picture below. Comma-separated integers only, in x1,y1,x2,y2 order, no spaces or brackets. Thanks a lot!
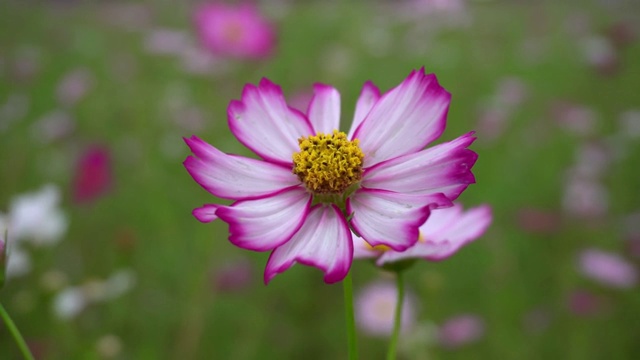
292,130,364,195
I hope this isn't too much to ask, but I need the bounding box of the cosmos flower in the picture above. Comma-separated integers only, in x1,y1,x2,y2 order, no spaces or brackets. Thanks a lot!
355,281,417,337
438,314,485,348
184,68,477,283
194,3,276,59
354,203,491,266
578,248,637,289
72,145,112,204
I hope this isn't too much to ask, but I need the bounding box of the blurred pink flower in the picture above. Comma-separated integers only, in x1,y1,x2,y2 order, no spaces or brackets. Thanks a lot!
194,3,276,59
552,102,597,137
567,289,605,316
581,36,618,75
562,178,608,219
31,110,75,143
355,281,417,337
73,146,112,204
438,314,485,348
56,68,94,107
354,203,491,266
578,248,637,289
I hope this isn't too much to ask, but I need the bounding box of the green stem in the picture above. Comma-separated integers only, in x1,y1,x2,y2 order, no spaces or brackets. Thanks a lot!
343,272,358,360
0,302,35,360
386,271,405,360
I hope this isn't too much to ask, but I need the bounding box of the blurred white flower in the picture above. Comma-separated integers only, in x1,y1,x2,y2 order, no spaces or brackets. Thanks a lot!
6,247,32,279
52,269,137,320
53,286,87,320
7,184,67,246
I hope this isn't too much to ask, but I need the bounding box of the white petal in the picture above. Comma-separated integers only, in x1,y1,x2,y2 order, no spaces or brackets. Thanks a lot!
348,81,380,139
265,204,352,284
227,78,314,165
377,204,492,264
363,132,477,200
307,84,341,134
216,188,311,251
184,136,299,200
353,69,451,167
348,189,451,251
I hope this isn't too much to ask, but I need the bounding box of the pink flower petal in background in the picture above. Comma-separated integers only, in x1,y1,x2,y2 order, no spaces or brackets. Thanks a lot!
73,145,112,204
194,3,276,59
578,248,637,289
438,314,485,349
355,281,417,337
567,289,606,317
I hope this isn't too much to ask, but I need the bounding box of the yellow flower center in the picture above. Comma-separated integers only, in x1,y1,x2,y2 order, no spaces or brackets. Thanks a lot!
292,130,364,195
368,244,392,252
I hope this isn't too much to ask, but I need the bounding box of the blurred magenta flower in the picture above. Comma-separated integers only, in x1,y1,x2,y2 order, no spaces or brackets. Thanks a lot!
578,248,637,289
354,203,491,265
438,314,485,348
194,3,276,59
184,68,477,283
73,145,112,204
0,231,6,289
567,289,605,316
355,281,416,337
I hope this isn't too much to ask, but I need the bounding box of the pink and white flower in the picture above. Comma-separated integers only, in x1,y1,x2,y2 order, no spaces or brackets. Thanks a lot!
184,68,477,283
354,203,491,266
194,3,276,59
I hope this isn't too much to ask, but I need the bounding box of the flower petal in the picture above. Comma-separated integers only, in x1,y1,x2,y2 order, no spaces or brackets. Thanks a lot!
307,83,341,134
363,132,477,200
348,81,380,139
353,68,451,167
216,187,311,251
377,204,492,264
227,78,315,165
183,136,299,200
352,233,381,259
348,189,451,251
264,204,353,284
193,204,220,223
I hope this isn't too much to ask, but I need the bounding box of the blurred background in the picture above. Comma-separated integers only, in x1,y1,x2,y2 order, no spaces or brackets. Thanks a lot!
1,0,639,359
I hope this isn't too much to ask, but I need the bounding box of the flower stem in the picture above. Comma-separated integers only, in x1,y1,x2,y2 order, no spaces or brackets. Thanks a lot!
0,302,35,360
386,271,405,360
343,272,358,360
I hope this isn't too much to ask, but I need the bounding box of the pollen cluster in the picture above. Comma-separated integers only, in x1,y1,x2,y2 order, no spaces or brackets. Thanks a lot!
293,130,364,194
